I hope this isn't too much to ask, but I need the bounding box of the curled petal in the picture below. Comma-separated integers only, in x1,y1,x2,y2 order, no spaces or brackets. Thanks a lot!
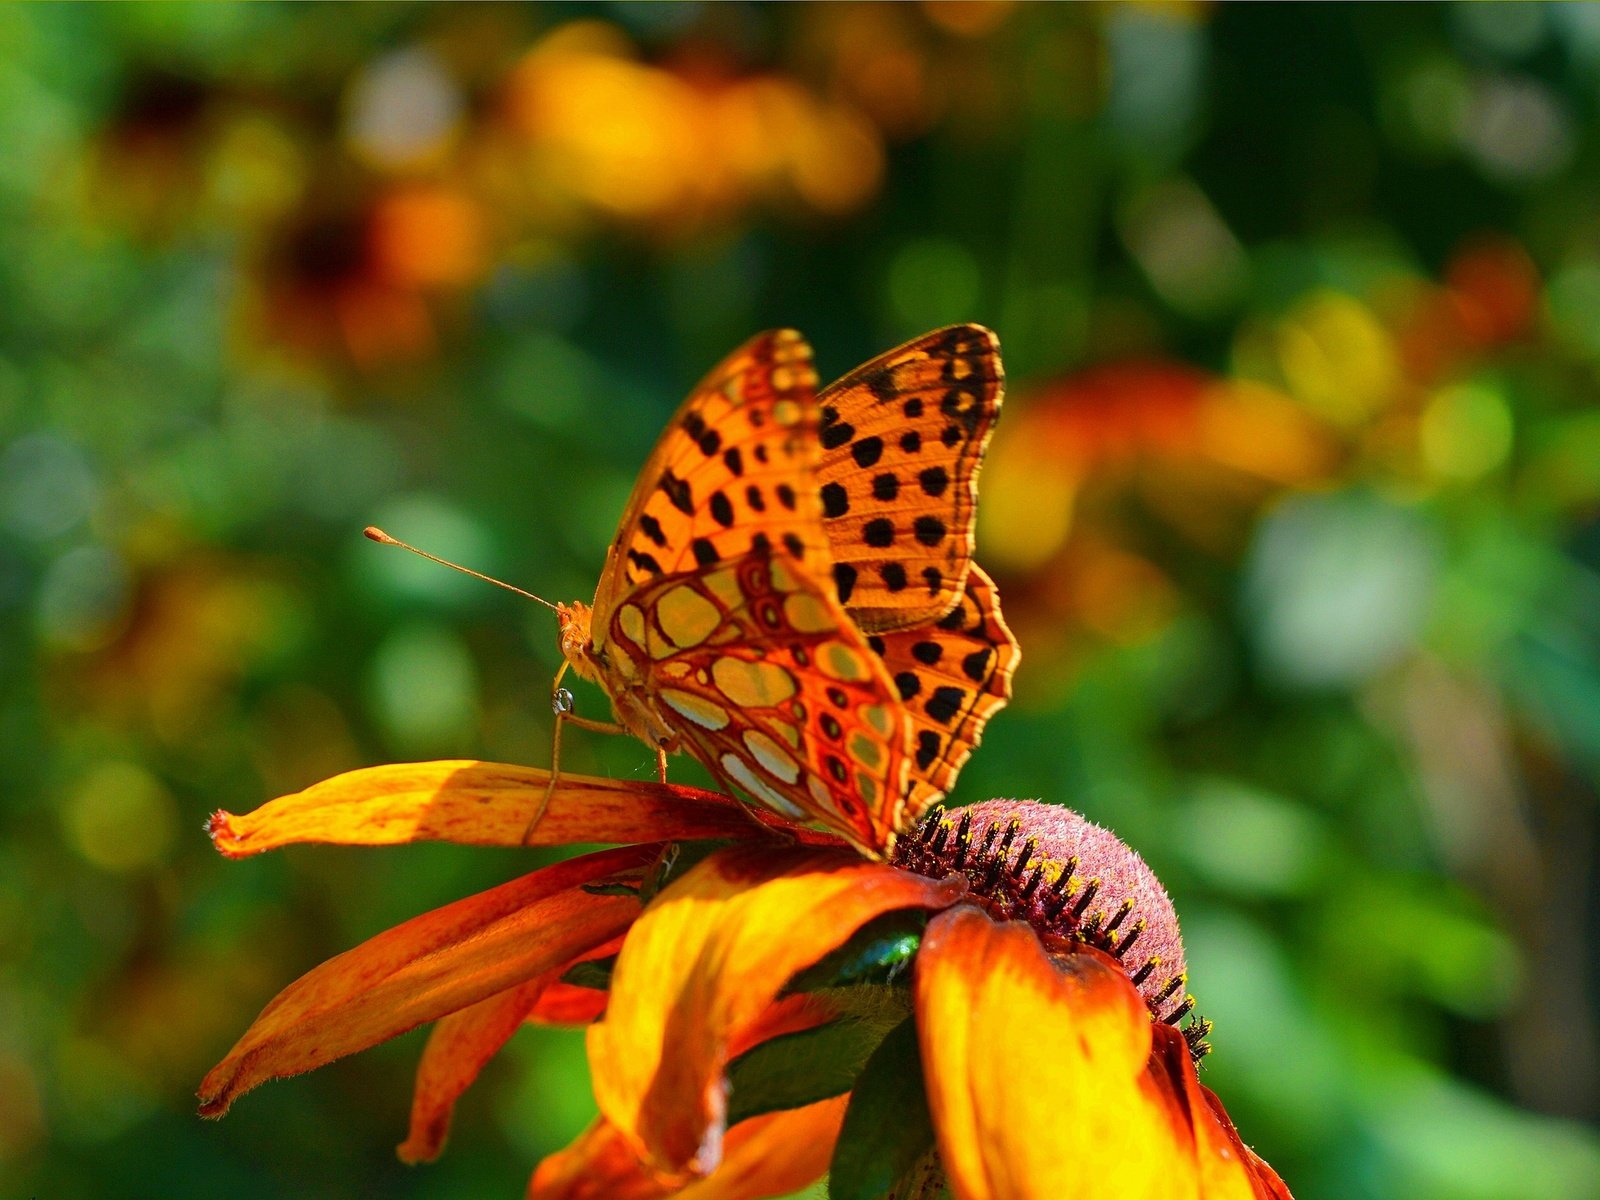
915,907,1285,1200
199,844,653,1118
588,845,965,1178
208,761,832,856
529,1098,848,1200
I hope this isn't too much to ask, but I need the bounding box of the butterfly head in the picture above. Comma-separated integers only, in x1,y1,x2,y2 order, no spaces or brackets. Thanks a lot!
556,600,600,682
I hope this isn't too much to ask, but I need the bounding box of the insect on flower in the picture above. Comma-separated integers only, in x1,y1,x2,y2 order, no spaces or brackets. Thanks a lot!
369,326,1016,857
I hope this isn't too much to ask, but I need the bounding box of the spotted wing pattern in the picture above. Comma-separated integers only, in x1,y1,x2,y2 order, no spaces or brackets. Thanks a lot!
603,550,911,855
816,325,1004,634
867,565,1018,828
592,329,826,619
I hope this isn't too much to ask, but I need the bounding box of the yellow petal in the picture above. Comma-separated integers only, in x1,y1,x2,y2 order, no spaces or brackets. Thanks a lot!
587,845,965,1178
199,844,653,1118
528,1098,848,1200
208,760,831,856
915,907,1283,1200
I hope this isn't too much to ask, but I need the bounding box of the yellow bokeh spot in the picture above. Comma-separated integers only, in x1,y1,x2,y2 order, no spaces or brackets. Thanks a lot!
1420,382,1514,481
63,761,177,872
1276,291,1400,426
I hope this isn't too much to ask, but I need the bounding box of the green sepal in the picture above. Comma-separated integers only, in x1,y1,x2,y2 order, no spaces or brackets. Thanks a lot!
828,1017,936,1200
725,1005,904,1126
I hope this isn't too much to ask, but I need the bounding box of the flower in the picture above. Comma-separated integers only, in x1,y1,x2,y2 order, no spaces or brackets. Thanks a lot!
199,762,1290,1199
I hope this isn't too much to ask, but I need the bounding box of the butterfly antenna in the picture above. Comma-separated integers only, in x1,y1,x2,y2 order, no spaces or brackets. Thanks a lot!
363,526,561,612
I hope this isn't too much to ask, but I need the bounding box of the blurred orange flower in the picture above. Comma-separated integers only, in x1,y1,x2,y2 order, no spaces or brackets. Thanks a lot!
242,184,486,369
494,22,884,234
200,764,1289,1198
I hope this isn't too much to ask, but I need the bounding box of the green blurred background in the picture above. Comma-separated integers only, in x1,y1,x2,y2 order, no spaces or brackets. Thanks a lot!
3,3,1600,1197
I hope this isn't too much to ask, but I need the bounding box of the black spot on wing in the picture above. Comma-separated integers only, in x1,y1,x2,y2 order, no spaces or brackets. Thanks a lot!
895,671,920,700
776,484,797,511
692,538,719,566
746,484,766,511
880,562,907,592
872,473,898,501
912,641,942,665
863,366,897,400
900,431,921,454
913,516,947,546
851,436,884,468
833,562,858,604
723,447,744,476
918,466,949,497
658,469,693,515
925,686,964,724
864,518,894,548
904,397,923,419
915,730,940,770
639,513,668,547
822,482,849,518
710,491,734,527
821,421,855,450
628,549,663,575
962,647,993,681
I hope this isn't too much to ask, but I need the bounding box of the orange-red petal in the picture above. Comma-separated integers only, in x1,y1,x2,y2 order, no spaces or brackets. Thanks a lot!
528,1098,849,1200
399,977,550,1164
915,906,1284,1200
207,760,833,856
587,845,965,1179
198,844,654,1118
401,933,633,1162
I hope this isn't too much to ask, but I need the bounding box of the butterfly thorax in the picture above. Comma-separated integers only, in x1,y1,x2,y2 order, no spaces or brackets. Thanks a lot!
557,598,680,751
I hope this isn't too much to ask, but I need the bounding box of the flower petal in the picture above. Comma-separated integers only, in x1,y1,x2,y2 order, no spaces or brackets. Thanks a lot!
399,933,632,1162
915,907,1283,1200
199,844,654,1118
528,982,609,1026
587,845,965,1178
208,760,833,856
1152,1027,1294,1200
528,1098,849,1200
399,978,549,1164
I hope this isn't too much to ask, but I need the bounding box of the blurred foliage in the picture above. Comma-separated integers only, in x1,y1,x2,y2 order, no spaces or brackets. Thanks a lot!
2,3,1600,1199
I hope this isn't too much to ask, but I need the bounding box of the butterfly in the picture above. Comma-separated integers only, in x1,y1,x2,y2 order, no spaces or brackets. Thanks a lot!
546,326,1016,856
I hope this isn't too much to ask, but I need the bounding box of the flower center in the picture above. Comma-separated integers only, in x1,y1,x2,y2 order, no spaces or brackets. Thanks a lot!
894,799,1212,1059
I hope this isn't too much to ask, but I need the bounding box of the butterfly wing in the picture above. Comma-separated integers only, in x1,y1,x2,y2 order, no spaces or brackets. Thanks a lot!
816,324,1004,634
592,329,828,619
603,550,911,856
867,564,1018,831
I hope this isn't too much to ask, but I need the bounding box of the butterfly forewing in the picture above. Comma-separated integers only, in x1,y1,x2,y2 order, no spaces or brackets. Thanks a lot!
593,329,828,617
868,564,1018,831
816,325,1004,634
604,550,910,855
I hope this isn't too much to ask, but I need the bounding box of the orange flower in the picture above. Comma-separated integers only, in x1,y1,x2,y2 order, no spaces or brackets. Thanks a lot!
200,763,1289,1199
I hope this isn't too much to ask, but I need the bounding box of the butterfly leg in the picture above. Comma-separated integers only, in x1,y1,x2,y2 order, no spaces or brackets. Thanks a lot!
523,681,632,845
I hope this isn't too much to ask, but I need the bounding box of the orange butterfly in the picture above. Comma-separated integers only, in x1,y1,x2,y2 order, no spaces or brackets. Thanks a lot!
547,326,1016,856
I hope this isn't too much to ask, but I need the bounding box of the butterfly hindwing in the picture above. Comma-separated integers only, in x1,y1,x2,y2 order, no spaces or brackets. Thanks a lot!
817,324,1004,634
594,329,828,617
603,549,910,855
867,564,1018,829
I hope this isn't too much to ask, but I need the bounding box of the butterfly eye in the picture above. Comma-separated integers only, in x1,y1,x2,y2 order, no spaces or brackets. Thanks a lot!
552,688,575,716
